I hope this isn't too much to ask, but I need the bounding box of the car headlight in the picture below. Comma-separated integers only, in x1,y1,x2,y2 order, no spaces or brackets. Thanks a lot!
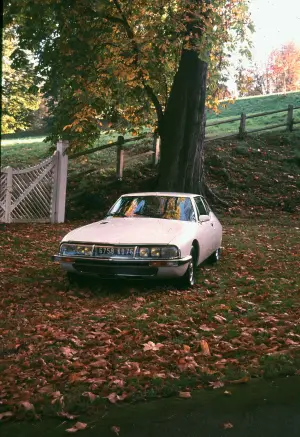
150,247,161,257
137,246,179,259
139,247,150,257
60,243,93,256
161,246,180,259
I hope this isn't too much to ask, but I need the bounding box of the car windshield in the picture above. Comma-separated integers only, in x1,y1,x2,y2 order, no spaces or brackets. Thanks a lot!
107,196,196,222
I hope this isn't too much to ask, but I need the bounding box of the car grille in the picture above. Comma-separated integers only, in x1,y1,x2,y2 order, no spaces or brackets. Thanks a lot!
72,260,157,277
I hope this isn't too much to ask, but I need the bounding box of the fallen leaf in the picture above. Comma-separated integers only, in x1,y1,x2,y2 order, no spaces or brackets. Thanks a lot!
209,381,224,389
199,324,215,332
57,412,79,420
107,392,127,404
228,376,249,384
82,392,98,402
200,340,211,356
143,341,164,351
0,411,13,420
223,422,234,429
136,313,149,320
66,422,87,433
111,425,120,435
61,346,77,358
214,315,227,324
20,401,35,411
179,391,191,398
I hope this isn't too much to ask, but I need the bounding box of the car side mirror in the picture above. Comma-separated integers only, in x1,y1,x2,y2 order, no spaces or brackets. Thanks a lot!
199,214,210,222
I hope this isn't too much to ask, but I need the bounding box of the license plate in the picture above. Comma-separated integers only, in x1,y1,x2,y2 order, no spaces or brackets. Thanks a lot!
95,246,135,257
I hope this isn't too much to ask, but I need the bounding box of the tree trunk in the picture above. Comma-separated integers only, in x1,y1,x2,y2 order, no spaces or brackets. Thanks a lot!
158,48,208,194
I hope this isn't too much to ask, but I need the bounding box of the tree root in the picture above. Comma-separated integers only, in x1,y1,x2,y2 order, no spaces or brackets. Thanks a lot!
204,181,229,207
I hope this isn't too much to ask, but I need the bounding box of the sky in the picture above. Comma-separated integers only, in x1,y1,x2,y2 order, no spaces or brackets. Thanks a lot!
249,0,300,64
227,0,300,92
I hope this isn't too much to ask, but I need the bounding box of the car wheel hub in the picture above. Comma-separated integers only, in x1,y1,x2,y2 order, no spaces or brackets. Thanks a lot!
188,260,195,286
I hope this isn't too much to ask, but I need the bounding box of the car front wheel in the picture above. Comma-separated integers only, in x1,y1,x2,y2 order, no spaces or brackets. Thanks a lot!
181,247,196,288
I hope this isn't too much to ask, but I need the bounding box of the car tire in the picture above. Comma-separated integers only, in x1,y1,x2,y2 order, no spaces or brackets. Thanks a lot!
207,248,221,264
181,247,197,288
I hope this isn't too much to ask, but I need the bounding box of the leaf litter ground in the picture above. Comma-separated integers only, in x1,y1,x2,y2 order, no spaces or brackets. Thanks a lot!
0,212,299,421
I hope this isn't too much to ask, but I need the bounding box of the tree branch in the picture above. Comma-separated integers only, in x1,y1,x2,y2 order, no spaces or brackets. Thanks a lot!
111,0,164,126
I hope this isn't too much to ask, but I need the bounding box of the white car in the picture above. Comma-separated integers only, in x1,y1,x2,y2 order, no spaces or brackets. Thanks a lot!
53,192,222,287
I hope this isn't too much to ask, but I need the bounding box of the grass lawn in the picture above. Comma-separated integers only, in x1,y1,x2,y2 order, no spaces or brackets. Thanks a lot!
1,131,153,171
0,213,299,420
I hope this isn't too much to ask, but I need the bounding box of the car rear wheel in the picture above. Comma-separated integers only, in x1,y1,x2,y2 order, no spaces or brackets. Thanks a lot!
181,247,197,288
208,248,221,264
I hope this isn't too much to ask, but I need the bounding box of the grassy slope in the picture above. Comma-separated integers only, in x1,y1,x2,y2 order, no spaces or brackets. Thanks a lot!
206,91,300,138
208,91,300,119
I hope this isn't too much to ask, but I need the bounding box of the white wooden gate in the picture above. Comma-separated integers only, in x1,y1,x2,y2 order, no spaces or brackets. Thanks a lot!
0,141,69,224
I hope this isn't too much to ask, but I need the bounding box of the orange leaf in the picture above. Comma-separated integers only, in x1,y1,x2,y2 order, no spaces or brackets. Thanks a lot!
179,391,191,399
228,376,249,384
200,340,211,356
66,422,87,433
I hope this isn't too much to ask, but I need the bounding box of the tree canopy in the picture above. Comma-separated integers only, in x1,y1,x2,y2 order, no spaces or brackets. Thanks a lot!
5,0,253,148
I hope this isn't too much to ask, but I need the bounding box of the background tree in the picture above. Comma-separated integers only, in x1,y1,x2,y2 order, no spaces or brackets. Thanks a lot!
236,42,300,97
268,42,300,93
5,0,252,193
2,27,40,134
235,62,271,97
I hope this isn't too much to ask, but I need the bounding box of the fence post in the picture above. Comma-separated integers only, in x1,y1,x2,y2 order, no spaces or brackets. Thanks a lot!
287,104,294,131
54,140,69,223
152,131,160,166
239,112,246,139
4,167,12,223
116,136,124,181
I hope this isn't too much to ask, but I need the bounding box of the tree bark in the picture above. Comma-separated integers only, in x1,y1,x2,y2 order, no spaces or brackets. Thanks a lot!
158,48,208,194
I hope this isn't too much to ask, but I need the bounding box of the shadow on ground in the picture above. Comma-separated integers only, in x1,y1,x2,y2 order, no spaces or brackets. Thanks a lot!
2,376,300,437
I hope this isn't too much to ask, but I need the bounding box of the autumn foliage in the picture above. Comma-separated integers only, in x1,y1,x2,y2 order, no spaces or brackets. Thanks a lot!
236,42,300,97
5,0,253,149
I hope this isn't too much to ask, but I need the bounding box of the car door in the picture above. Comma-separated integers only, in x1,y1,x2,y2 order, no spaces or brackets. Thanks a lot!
193,196,215,262
201,197,222,252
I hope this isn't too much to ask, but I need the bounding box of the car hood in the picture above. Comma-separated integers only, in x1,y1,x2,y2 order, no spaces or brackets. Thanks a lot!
62,217,192,245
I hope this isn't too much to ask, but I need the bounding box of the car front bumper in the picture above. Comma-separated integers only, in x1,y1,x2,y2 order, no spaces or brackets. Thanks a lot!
52,255,192,279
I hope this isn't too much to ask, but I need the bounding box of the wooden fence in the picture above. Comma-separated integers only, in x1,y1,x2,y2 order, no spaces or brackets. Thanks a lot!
68,103,300,181
205,104,300,142
68,133,160,181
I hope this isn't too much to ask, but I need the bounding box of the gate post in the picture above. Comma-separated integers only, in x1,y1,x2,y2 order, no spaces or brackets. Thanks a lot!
152,131,160,166
53,140,69,223
4,167,12,223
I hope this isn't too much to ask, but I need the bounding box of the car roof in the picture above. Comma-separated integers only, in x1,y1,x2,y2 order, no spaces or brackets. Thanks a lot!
121,192,200,198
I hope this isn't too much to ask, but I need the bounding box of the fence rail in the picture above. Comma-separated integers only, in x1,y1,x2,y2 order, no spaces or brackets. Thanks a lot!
68,132,160,182
205,104,300,141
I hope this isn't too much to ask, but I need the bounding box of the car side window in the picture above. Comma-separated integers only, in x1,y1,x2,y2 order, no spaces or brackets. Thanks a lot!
194,197,209,219
201,197,211,213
